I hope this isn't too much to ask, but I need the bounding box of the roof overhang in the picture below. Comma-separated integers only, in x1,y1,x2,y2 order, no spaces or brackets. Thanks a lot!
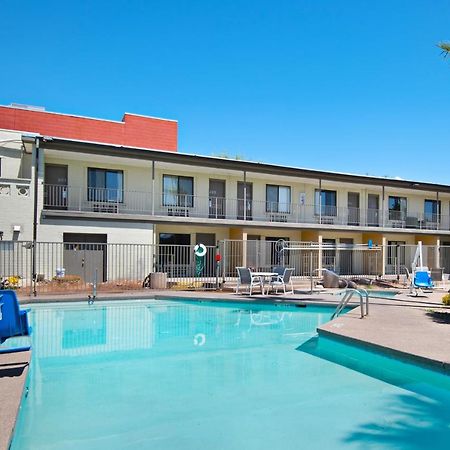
40,136,450,194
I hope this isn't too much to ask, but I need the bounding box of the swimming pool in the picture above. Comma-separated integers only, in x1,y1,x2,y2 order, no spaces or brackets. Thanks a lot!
10,299,450,449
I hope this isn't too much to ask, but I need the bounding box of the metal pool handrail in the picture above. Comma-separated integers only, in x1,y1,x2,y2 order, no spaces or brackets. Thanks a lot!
331,288,369,320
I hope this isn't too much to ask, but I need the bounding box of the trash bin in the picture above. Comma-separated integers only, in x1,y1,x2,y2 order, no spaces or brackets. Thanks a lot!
150,272,167,289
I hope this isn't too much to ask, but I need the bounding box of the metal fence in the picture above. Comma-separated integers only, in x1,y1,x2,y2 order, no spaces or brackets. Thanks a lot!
0,241,219,295
220,240,383,280
384,244,450,280
220,240,450,283
1,240,450,296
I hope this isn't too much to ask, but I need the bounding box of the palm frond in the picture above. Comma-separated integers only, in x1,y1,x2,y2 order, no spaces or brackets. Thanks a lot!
438,42,450,57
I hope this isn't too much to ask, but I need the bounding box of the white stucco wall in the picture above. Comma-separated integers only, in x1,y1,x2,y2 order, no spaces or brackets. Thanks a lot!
0,130,34,240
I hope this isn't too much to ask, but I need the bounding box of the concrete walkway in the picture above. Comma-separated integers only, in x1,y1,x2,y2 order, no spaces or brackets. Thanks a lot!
0,350,30,450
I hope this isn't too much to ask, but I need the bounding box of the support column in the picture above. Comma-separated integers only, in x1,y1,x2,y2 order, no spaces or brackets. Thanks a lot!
318,179,322,224
381,186,385,227
151,161,155,216
436,238,441,269
381,236,387,277
151,224,156,273
31,137,40,297
437,191,440,230
318,235,323,273
242,232,248,268
243,170,247,221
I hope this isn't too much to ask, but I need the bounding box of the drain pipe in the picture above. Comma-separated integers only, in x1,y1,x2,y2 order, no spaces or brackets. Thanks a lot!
31,137,40,297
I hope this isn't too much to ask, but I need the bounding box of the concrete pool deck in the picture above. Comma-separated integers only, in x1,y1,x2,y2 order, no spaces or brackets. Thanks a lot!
316,292,450,372
0,350,30,450
1,288,449,449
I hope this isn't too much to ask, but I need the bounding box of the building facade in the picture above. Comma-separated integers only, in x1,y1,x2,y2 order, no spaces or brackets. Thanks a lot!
1,104,450,285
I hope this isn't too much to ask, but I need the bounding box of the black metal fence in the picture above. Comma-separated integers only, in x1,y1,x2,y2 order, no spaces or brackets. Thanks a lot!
0,241,219,295
1,240,449,296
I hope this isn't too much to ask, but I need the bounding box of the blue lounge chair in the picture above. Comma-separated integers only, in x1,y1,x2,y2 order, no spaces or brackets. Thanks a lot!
410,270,434,296
0,290,31,354
414,271,434,289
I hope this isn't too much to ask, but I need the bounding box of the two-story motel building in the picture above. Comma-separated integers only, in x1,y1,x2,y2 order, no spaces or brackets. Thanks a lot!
1,104,450,276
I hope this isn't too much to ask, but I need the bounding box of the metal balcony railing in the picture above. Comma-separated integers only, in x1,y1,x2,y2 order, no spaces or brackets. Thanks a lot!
42,185,450,231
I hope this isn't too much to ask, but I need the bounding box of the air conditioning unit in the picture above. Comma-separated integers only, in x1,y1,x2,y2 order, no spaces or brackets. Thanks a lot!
268,213,288,223
168,207,189,217
93,203,118,213
320,216,335,225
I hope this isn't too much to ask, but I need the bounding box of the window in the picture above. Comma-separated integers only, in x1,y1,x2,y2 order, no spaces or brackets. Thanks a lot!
266,185,291,213
315,190,337,216
159,233,191,246
424,199,441,222
388,196,407,221
88,168,123,202
163,175,194,207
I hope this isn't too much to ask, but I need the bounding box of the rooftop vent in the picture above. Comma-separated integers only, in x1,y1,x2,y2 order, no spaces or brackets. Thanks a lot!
10,103,46,112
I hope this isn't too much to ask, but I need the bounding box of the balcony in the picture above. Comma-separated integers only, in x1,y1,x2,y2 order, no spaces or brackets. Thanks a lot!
43,185,152,214
42,184,450,232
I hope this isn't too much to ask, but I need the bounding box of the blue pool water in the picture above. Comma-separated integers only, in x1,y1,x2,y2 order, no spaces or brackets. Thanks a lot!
366,290,399,298
10,300,450,450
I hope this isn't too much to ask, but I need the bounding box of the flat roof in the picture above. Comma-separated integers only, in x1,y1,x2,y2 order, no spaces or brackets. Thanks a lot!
0,104,177,123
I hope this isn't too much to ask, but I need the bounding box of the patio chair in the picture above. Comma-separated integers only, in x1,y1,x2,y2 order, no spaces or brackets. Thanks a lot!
271,266,285,281
269,268,295,294
410,269,434,296
236,267,263,295
0,290,31,354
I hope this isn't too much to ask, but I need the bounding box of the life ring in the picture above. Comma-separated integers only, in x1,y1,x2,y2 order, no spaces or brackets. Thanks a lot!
194,243,207,257
193,333,206,346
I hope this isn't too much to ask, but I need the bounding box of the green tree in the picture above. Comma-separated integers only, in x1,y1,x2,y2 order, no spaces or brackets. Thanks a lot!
210,151,245,160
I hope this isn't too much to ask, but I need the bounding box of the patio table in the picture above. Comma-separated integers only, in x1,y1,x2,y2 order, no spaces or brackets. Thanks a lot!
251,272,278,295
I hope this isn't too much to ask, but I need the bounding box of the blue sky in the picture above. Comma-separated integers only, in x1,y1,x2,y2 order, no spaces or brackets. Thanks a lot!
2,0,450,183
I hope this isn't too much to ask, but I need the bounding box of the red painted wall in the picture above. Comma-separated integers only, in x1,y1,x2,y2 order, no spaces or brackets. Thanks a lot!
0,106,177,151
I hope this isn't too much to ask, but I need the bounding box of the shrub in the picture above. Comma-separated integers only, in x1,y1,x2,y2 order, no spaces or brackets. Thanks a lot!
442,293,450,306
0,276,21,289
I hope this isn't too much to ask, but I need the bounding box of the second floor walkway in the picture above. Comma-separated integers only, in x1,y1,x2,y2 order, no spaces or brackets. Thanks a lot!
42,184,450,232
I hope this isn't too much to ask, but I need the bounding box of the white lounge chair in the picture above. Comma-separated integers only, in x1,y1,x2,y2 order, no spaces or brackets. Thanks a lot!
236,267,263,295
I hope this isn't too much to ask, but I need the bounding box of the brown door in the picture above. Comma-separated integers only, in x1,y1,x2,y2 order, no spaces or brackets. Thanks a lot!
339,238,353,275
209,179,226,218
368,194,379,226
441,242,450,275
348,192,360,225
323,238,336,271
196,233,216,276
45,164,68,210
247,235,260,268
237,182,253,220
